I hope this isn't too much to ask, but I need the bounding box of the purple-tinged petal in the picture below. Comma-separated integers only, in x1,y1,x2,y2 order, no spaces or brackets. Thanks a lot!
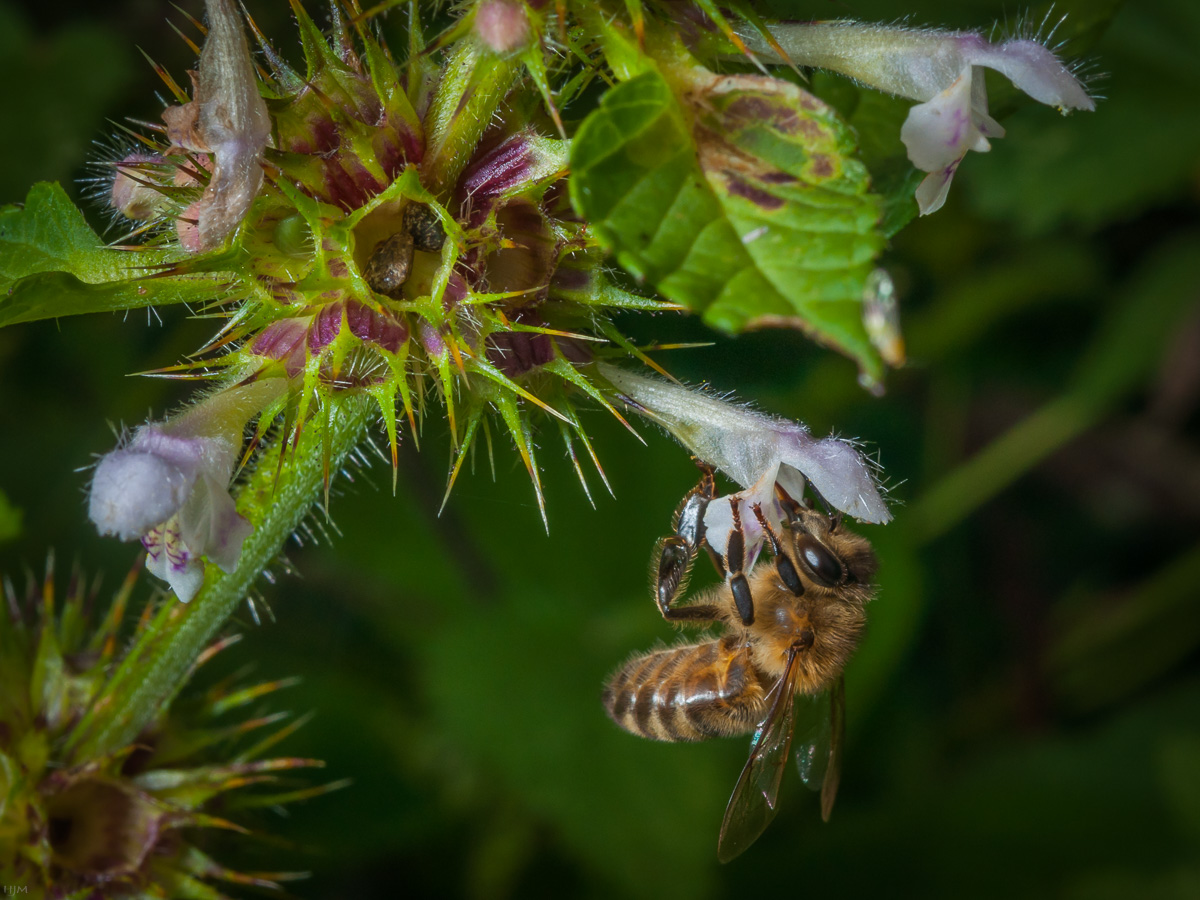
90,379,287,600
702,464,779,565
778,434,889,524
900,69,983,173
963,38,1095,112
144,523,206,603
913,161,959,216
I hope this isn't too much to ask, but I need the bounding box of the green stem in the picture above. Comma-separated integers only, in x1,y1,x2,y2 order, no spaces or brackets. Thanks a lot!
422,40,521,198
68,396,373,762
905,234,1200,546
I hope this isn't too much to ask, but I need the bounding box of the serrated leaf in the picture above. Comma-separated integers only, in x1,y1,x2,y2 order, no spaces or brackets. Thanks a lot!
0,182,222,327
570,68,888,383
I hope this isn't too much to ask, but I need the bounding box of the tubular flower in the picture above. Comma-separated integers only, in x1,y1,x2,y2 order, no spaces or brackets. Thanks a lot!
599,363,889,569
741,22,1095,214
0,560,334,895
89,378,286,601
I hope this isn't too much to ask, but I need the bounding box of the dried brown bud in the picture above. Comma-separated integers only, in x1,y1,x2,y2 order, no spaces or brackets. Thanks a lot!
163,0,271,251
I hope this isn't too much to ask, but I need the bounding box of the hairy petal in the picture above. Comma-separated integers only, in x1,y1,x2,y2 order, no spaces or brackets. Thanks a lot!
744,23,1094,112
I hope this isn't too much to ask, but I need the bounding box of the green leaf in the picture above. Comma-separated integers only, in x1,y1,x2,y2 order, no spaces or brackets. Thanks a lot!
808,72,922,238
570,68,888,383
0,182,221,327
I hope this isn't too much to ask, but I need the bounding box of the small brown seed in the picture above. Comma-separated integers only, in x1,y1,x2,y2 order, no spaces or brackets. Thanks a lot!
404,203,446,252
364,231,414,297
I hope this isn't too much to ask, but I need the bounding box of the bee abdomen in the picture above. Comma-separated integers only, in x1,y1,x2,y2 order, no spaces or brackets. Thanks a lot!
603,640,766,742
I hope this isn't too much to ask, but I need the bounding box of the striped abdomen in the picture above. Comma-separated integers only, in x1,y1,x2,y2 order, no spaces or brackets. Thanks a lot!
603,636,770,742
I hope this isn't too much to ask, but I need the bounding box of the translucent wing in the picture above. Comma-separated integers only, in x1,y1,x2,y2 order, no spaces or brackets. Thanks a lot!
793,675,845,822
716,647,802,863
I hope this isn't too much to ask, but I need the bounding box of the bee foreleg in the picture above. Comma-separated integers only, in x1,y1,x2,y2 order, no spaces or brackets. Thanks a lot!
725,499,755,626
752,503,804,597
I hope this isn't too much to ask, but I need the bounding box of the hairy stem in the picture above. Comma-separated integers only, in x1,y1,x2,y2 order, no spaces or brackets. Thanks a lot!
68,396,373,762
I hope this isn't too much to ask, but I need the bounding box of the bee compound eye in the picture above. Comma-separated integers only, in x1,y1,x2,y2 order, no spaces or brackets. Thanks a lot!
796,535,845,587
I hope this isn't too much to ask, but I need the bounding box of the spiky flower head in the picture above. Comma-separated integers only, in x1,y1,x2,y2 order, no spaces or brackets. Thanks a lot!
87,0,671,553
0,557,335,896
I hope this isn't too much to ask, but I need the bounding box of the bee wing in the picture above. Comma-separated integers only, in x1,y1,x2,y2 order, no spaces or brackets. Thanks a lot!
716,646,802,863
821,675,845,822
793,675,845,822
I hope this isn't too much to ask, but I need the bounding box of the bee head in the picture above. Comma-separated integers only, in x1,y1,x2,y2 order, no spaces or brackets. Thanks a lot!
787,508,878,589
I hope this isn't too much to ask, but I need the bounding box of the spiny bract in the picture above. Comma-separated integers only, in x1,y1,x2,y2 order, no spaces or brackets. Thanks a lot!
0,558,339,897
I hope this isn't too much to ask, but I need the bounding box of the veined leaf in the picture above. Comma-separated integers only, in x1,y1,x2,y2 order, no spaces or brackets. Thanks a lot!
0,182,222,327
570,68,889,383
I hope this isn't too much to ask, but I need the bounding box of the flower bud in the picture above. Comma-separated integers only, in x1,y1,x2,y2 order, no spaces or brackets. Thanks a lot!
109,153,167,220
475,0,531,54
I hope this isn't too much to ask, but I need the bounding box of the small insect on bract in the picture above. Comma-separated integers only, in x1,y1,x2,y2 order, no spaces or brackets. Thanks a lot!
603,498,878,861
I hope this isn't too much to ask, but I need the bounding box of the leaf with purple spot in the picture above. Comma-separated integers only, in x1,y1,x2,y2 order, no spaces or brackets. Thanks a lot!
570,68,892,386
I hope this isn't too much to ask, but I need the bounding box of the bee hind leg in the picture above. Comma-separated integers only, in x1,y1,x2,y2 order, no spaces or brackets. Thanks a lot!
653,463,720,621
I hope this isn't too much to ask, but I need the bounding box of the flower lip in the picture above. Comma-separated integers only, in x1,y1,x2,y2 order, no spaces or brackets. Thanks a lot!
89,441,194,541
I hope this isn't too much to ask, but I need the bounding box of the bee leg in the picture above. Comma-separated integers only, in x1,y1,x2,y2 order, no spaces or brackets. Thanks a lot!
752,503,804,597
653,464,717,621
723,499,755,626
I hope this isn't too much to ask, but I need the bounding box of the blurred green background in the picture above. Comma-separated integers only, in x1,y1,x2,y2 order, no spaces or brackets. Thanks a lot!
2,0,1199,896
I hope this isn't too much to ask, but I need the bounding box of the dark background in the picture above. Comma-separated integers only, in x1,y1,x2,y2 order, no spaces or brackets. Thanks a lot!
1,0,1199,896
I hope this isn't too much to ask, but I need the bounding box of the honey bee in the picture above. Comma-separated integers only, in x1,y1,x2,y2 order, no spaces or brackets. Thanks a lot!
603,499,878,861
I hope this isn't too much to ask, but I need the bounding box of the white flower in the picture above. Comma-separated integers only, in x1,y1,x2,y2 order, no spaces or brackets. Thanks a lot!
599,363,889,570
742,22,1095,214
89,379,284,602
